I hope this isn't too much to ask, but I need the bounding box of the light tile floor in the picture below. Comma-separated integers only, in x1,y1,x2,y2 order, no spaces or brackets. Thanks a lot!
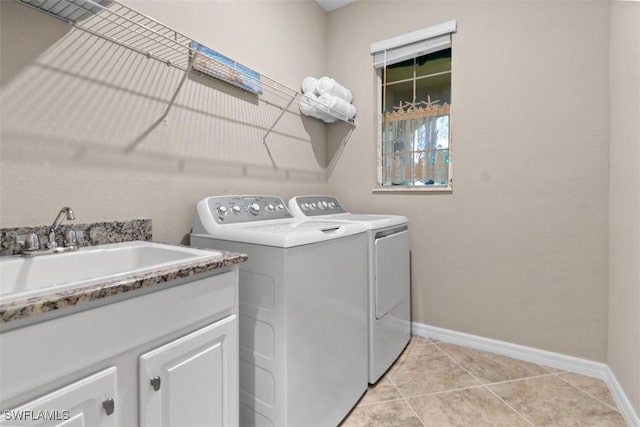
341,337,627,426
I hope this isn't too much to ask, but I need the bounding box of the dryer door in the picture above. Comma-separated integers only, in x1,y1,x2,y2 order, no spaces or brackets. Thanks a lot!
375,230,410,319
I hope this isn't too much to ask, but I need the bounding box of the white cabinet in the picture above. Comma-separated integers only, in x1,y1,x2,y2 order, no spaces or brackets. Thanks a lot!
0,367,117,427
139,316,238,427
0,268,240,427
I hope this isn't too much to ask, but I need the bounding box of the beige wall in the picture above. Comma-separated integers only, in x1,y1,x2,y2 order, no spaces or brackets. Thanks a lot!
608,0,640,415
0,0,331,244
0,0,634,388
326,0,611,361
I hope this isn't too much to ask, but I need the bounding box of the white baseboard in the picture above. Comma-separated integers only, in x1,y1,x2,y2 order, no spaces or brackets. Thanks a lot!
605,366,640,427
412,322,640,427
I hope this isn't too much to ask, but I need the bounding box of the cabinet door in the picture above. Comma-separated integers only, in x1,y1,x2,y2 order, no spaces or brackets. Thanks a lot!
139,315,238,427
0,367,117,427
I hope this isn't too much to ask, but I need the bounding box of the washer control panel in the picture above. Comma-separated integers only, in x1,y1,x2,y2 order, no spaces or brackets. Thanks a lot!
208,196,292,224
292,196,347,217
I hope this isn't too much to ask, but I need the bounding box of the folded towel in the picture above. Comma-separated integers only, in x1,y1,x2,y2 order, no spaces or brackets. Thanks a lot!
300,93,337,123
316,76,353,103
301,77,319,95
318,93,356,120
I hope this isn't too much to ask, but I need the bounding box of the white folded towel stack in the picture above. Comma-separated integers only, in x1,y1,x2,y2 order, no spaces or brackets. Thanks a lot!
299,75,356,122
318,93,357,120
316,76,353,104
301,77,319,95
300,93,337,123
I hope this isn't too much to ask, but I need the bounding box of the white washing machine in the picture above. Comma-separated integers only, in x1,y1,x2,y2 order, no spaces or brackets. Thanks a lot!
191,195,368,427
289,195,411,384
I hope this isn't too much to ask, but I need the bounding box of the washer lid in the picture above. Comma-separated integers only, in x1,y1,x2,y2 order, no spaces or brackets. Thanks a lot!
288,196,407,230
316,213,408,230
192,219,366,248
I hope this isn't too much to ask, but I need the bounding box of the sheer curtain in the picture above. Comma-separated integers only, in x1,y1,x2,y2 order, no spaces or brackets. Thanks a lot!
382,105,450,185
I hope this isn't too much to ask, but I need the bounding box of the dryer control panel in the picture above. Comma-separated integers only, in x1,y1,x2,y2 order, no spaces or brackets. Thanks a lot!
290,196,347,217
206,195,293,224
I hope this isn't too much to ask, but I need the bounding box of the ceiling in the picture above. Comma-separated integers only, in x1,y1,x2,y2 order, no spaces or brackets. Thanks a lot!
314,0,358,12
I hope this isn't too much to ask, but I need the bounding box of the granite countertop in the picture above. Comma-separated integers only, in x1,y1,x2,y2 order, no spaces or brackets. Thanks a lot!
0,249,248,325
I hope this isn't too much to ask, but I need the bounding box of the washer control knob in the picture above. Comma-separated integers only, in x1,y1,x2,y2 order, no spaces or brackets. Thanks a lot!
266,204,275,212
276,203,285,211
309,202,317,210
318,201,328,210
231,205,241,214
301,203,308,211
328,202,336,209
216,205,227,215
249,203,261,216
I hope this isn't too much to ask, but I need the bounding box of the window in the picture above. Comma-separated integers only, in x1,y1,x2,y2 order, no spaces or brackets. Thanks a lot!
371,21,456,190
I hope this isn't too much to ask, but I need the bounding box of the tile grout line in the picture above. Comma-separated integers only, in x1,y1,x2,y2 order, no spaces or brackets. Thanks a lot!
350,396,405,408
402,382,490,399
433,341,537,427
398,371,564,406
552,372,623,414
341,339,429,425
541,365,567,375
477,372,560,388
482,384,538,427
380,337,436,426
385,371,428,426
385,374,428,427
387,337,477,427
409,341,437,350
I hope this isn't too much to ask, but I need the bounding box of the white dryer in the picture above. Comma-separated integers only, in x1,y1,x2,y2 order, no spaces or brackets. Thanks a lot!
191,195,368,427
289,195,411,384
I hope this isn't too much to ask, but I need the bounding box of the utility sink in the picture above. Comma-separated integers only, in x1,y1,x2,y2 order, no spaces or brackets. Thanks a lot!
0,241,222,304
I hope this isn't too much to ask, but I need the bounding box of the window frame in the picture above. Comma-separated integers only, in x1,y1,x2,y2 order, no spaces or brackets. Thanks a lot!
371,21,456,193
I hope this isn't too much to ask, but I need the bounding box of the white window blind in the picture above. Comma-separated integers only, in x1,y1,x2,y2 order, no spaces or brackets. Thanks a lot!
370,20,457,69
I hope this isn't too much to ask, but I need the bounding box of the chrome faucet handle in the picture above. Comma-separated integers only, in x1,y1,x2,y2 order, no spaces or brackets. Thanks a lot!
18,233,41,252
64,229,79,248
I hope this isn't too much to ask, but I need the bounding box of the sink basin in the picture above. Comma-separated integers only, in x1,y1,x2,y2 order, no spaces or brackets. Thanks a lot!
0,241,222,304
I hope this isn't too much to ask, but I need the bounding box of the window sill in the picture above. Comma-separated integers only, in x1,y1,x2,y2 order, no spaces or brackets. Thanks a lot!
372,185,452,194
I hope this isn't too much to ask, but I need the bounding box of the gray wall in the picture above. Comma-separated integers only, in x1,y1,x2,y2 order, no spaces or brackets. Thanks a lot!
325,0,611,362
608,0,640,415
0,0,331,244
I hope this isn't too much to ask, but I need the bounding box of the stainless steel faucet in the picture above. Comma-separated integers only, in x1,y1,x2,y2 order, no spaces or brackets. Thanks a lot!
48,206,75,249
16,206,80,256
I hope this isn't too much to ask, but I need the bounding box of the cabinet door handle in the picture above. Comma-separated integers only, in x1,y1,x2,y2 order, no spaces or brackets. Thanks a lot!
102,398,115,416
150,376,161,391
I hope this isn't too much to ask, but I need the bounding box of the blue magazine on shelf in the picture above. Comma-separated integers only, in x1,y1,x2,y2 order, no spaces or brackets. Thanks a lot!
190,41,263,95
